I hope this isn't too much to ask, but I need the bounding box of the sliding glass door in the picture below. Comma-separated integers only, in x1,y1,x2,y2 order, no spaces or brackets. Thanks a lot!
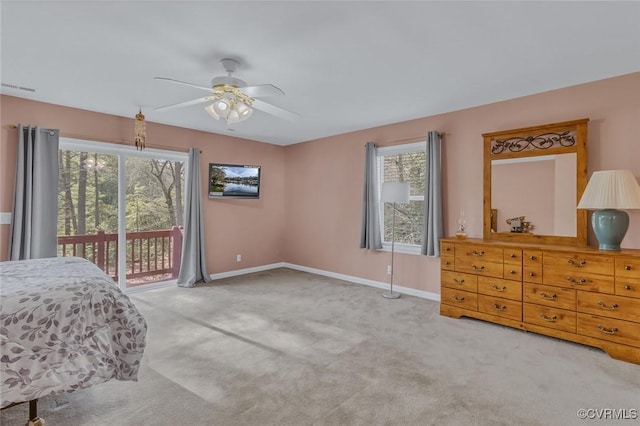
124,156,185,288
57,138,187,290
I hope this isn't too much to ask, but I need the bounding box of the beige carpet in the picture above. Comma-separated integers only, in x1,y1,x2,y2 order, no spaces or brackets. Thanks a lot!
2,268,639,426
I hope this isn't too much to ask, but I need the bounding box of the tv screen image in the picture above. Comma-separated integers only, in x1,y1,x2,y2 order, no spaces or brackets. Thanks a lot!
209,163,261,198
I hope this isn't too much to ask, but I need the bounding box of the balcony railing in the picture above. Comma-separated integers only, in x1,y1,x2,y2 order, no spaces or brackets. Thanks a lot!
57,226,183,282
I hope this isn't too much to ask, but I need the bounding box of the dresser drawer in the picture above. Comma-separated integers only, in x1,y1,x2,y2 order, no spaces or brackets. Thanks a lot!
456,244,503,262
503,264,522,281
543,267,614,294
523,266,542,283
616,257,640,279
523,283,576,310
523,250,543,283
441,241,456,256
523,250,542,266
577,313,640,348
441,255,455,271
441,270,478,292
616,277,640,299
455,257,504,278
544,252,614,276
524,304,576,333
478,277,522,301
504,248,522,265
478,294,522,321
577,292,640,323
441,287,478,311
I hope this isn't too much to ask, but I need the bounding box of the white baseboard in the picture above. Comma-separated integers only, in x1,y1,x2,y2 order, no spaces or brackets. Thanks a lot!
209,262,287,280
205,262,441,302
282,263,441,302
150,262,440,302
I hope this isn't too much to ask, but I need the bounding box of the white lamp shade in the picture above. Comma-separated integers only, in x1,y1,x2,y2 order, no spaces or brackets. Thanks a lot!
577,170,640,210
381,182,410,203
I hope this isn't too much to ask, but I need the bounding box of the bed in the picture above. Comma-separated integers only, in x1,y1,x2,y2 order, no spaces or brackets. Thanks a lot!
0,256,147,423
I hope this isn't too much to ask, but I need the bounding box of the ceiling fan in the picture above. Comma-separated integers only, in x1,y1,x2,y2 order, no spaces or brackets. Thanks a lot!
154,58,300,125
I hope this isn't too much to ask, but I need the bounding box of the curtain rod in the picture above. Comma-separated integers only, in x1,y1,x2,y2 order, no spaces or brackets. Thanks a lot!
6,124,194,154
373,132,448,148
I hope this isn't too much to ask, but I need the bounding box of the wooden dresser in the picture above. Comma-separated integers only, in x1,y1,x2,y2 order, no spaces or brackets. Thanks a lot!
440,238,640,364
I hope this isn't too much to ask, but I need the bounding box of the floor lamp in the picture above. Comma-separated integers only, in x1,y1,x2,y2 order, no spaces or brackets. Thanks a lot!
381,182,410,299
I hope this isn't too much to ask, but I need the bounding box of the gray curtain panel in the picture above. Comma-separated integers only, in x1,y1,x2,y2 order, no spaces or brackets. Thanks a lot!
359,142,382,249
177,148,212,287
9,125,60,260
421,131,443,256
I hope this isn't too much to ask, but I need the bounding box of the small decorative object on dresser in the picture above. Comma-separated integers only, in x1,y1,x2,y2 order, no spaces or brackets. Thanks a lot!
455,210,468,239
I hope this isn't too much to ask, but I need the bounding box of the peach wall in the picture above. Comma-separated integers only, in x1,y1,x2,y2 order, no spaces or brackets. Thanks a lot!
283,72,640,295
3,72,640,295
0,96,285,272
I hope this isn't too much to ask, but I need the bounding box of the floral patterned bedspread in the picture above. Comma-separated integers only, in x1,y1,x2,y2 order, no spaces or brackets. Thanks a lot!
0,257,147,408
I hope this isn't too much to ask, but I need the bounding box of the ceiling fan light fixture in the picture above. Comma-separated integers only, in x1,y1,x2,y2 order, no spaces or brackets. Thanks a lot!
204,103,220,120
235,101,253,119
213,98,233,118
226,109,242,125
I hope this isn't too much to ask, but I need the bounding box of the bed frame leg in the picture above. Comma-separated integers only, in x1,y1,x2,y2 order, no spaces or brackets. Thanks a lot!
26,400,45,426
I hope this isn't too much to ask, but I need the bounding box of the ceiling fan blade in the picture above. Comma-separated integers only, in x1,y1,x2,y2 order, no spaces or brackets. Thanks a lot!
251,99,300,122
239,84,285,98
155,96,213,112
154,77,212,92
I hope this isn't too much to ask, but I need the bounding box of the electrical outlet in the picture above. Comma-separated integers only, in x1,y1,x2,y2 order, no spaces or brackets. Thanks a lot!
387,265,392,275
236,254,242,262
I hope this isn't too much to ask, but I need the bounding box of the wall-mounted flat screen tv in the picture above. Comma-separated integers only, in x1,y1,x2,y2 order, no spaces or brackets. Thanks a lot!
208,163,261,199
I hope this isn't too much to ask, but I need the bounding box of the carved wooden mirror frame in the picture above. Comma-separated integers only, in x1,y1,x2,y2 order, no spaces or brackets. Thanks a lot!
483,118,589,246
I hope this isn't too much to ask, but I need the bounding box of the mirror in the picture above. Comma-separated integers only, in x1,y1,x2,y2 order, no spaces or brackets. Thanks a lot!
483,119,589,246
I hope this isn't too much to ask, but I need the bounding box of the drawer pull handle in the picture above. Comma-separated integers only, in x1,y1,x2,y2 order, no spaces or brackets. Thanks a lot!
452,296,465,303
453,278,465,285
509,270,517,275
624,285,632,291
472,264,485,271
445,261,451,266
597,301,618,311
491,284,507,292
567,259,587,267
529,255,537,260
492,303,507,311
529,272,537,277
540,292,557,300
509,253,516,258
597,325,618,335
625,265,632,271
445,247,451,252
471,250,485,256
566,277,587,285
539,313,557,322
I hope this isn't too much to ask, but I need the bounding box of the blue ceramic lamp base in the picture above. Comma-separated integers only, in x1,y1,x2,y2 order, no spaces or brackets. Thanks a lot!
592,209,629,251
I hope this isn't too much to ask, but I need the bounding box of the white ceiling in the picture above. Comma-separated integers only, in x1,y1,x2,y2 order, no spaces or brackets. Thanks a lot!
2,1,640,146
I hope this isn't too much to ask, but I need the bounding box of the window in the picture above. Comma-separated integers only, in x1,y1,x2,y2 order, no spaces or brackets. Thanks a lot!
377,142,426,253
